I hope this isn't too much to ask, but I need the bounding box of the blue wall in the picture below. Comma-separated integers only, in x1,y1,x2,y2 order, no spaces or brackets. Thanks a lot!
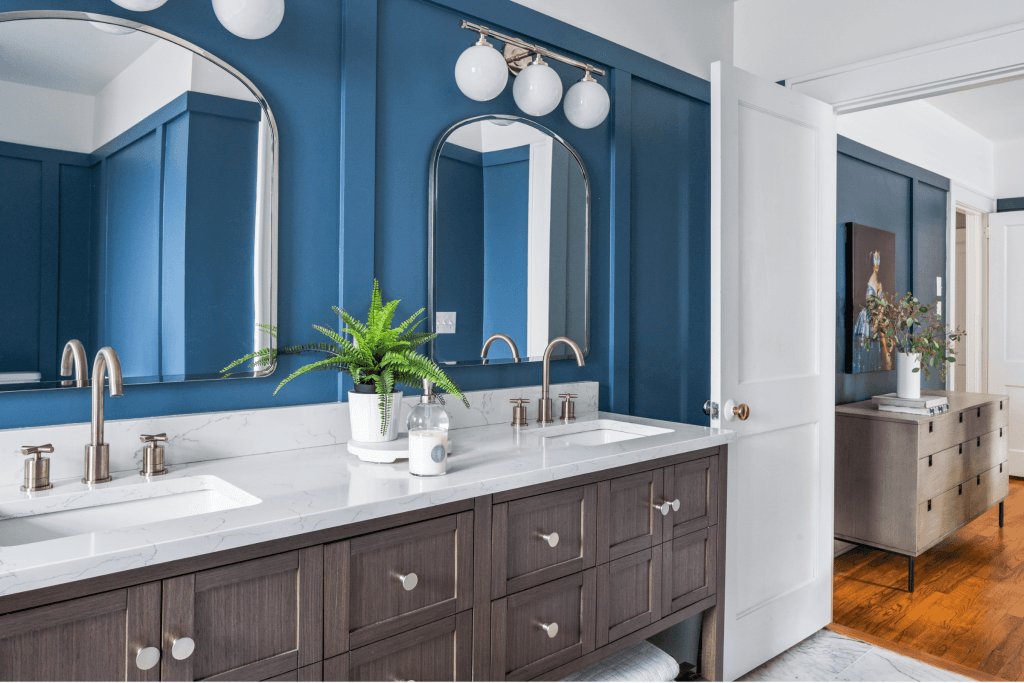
1,0,712,440
836,136,949,404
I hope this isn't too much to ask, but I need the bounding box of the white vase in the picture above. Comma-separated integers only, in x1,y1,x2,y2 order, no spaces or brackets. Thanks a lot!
348,390,402,443
896,352,921,399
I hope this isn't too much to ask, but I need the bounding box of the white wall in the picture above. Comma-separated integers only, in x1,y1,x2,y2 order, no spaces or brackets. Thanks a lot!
0,80,94,153
838,100,995,198
509,0,733,81
735,0,1024,83
995,139,1024,198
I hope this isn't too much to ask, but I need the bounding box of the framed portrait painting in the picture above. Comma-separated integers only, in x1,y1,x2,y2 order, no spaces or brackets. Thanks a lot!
847,223,896,374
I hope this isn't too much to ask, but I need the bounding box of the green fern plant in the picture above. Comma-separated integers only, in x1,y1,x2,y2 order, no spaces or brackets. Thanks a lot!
222,280,468,435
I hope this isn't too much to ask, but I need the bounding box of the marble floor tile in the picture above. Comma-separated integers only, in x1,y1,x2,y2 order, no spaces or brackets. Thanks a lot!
737,629,873,682
832,649,971,682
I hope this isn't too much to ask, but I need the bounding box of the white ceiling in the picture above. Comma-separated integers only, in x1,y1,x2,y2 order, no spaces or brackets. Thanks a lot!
0,19,159,95
926,79,1024,142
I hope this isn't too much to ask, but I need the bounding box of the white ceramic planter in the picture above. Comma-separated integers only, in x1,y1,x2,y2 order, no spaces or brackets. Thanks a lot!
348,390,403,443
896,352,921,399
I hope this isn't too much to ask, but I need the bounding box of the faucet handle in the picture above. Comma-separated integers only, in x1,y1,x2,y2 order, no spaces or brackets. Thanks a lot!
140,433,168,444
140,434,168,477
558,394,578,422
510,398,531,428
21,444,54,458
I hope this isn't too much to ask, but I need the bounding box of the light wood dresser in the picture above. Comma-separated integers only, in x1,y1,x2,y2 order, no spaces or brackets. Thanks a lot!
835,390,1010,591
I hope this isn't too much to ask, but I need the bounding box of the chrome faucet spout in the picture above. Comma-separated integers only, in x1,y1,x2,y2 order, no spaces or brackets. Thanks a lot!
538,337,584,423
85,347,122,484
481,333,521,363
60,340,89,388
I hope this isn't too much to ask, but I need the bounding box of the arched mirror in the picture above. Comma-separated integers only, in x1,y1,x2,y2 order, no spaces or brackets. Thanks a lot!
429,115,590,366
0,11,277,391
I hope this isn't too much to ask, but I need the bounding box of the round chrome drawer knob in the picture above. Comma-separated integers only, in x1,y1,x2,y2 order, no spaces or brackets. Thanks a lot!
541,532,559,548
655,502,671,516
671,499,680,512
171,637,195,661
398,572,418,591
135,646,160,670
541,622,559,638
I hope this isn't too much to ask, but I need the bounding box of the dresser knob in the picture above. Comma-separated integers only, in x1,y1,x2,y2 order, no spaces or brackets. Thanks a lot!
541,622,559,638
171,637,194,661
540,532,559,548
397,572,418,591
135,646,160,670
654,499,681,516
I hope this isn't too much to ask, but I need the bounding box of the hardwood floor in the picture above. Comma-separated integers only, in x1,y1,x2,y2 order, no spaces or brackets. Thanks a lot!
833,479,1024,681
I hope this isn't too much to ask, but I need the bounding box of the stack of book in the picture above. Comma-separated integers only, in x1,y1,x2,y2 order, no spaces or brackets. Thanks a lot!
872,393,949,416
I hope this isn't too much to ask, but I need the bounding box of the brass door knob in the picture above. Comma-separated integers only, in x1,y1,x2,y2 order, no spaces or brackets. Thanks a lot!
732,404,750,421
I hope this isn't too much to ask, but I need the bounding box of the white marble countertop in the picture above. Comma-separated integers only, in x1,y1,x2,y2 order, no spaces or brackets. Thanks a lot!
0,411,734,598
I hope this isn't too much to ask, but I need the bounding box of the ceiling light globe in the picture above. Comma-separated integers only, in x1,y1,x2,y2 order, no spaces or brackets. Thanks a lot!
454,39,509,102
110,0,168,10
512,58,563,116
564,75,609,129
212,0,285,40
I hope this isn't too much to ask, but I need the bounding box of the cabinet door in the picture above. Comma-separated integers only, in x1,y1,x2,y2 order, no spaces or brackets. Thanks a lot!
162,547,323,682
595,546,662,647
0,583,161,682
596,470,664,564
662,526,717,616
663,456,718,538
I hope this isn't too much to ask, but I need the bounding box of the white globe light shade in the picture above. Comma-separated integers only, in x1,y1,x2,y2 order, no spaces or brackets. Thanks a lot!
454,42,508,102
512,59,563,116
110,0,168,10
212,0,285,40
563,76,610,129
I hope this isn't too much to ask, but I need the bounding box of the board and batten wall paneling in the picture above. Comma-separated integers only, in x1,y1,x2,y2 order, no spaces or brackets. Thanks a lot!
836,135,950,405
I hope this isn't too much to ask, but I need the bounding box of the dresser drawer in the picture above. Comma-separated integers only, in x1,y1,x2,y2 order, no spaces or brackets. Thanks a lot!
597,470,664,564
663,526,717,616
968,427,1009,476
967,399,1009,441
917,443,966,503
918,484,968,551
663,456,719,539
490,570,596,681
324,512,473,656
919,412,967,457
967,462,1009,520
596,546,663,648
492,485,597,597
325,612,473,682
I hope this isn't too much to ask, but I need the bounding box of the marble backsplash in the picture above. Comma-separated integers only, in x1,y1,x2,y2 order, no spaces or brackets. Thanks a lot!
0,381,598,488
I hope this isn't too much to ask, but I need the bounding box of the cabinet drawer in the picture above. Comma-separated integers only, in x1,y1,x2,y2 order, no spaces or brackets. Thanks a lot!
917,483,969,551
919,412,967,457
967,462,1009,520
490,570,596,681
663,526,717,616
917,442,966,503
324,612,473,682
597,470,664,563
324,512,473,656
663,457,718,539
596,546,662,648
968,428,1009,477
967,399,1009,441
492,485,597,597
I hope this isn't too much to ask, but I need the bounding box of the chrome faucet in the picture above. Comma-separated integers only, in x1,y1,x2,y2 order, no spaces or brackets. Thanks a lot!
481,333,521,363
84,347,123,484
538,337,584,423
60,340,89,388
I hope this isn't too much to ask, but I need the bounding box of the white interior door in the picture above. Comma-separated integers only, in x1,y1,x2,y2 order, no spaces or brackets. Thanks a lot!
988,210,1024,475
711,61,836,681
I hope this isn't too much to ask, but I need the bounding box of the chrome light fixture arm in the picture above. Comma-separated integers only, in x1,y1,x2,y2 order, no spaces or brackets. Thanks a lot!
459,20,605,76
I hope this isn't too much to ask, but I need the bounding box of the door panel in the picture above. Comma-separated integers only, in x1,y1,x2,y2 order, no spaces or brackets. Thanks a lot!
597,470,663,563
989,211,1024,475
711,60,836,680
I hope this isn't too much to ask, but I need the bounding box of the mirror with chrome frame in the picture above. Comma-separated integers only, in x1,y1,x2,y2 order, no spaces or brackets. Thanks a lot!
429,116,590,366
0,11,277,392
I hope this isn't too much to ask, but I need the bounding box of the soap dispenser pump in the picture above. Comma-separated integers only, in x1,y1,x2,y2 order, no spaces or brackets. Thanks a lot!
407,380,449,477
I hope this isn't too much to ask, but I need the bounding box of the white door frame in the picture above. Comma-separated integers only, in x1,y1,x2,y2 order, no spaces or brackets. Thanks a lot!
950,195,990,393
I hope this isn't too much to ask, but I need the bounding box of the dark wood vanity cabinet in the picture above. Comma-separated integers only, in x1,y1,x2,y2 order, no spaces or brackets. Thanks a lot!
0,445,727,683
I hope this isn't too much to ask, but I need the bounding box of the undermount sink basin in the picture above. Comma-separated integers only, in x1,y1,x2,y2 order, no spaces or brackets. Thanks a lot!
539,419,673,447
0,475,260,548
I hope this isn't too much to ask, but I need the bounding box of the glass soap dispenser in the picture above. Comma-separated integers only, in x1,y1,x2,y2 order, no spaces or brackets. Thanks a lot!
407,380,449,477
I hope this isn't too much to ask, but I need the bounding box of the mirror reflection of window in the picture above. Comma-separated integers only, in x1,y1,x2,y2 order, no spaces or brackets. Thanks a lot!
434,119,587,365
0,18,271,388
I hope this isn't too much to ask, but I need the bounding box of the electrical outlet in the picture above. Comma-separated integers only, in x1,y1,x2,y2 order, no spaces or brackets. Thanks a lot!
436,312,457,334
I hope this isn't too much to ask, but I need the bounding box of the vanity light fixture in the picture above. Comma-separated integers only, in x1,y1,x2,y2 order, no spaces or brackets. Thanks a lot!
212,0,285,40
456,20,610,128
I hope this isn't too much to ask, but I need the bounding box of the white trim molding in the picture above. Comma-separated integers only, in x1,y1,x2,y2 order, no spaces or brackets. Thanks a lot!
784,21,1024,113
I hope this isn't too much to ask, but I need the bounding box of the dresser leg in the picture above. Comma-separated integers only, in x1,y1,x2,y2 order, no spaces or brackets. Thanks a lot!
1000,501,1005,527
907,556,914,593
